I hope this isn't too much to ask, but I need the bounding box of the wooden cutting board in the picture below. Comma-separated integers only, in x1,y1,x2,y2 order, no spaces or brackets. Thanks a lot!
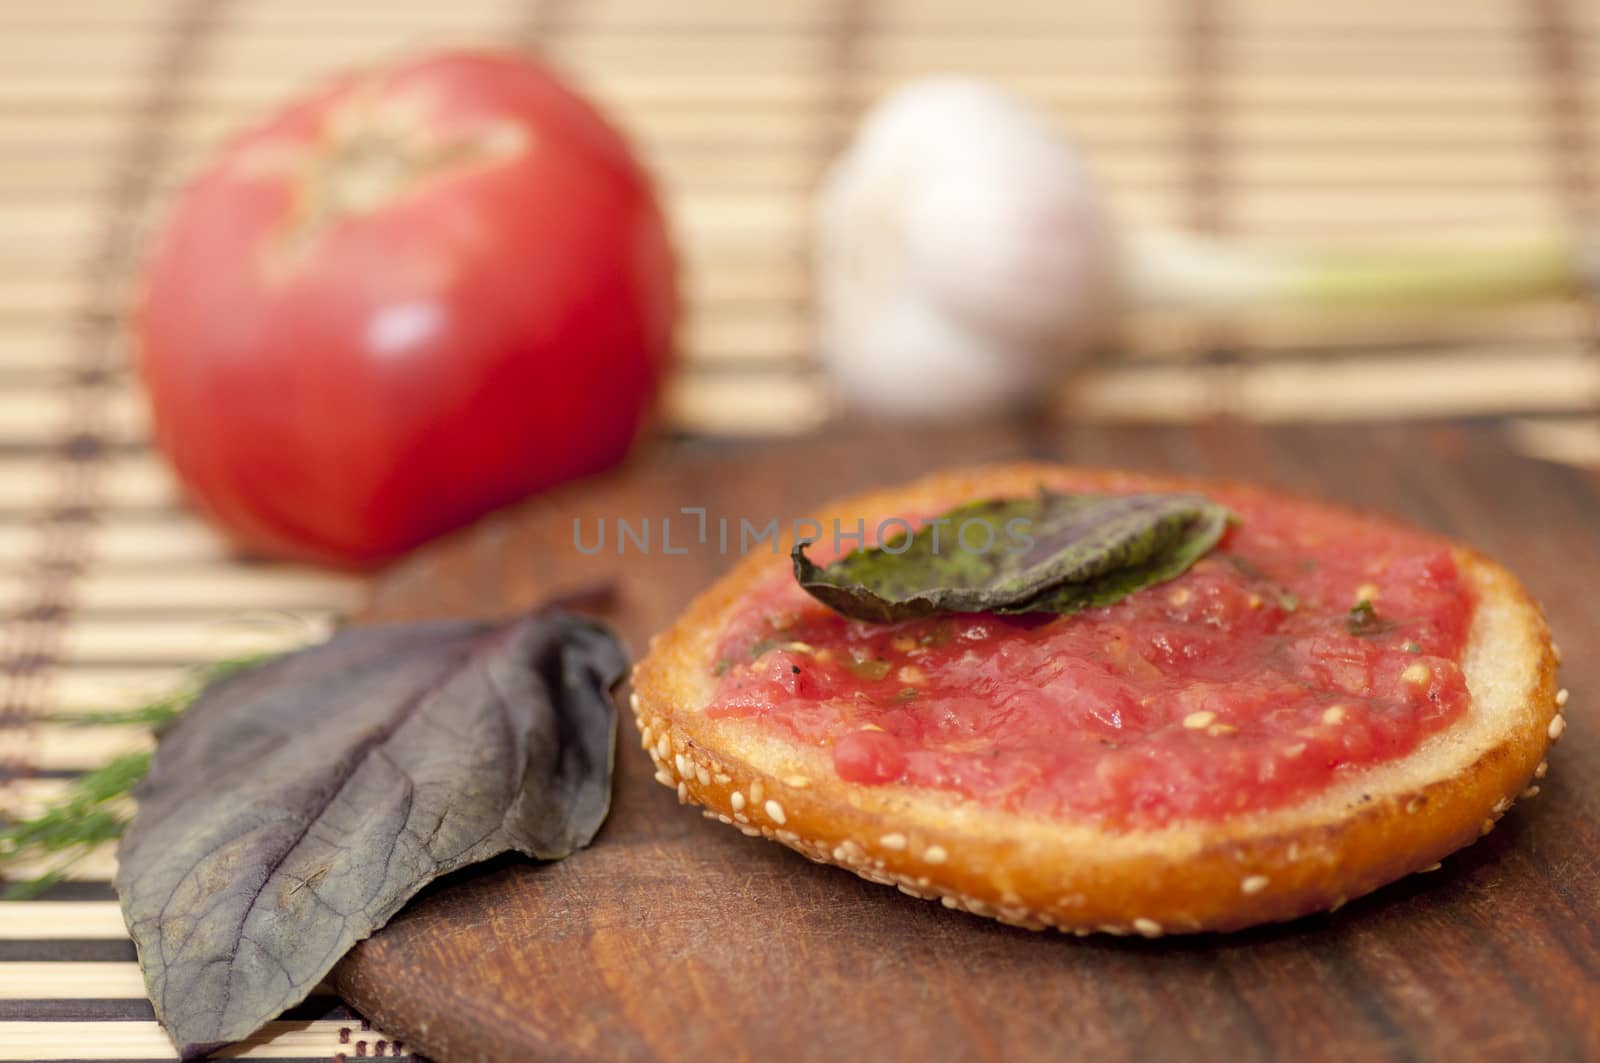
333,421,1600,1062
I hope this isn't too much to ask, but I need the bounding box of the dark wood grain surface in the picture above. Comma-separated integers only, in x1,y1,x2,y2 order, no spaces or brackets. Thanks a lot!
335,421,1600,1063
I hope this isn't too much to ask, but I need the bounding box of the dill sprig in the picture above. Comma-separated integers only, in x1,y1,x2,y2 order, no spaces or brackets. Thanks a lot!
0,655,269,899
0,752,151,899
51,692,196,730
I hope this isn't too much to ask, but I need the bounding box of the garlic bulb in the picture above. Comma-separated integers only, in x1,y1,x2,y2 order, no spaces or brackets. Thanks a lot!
816,77,1591,421
815,77,1115,419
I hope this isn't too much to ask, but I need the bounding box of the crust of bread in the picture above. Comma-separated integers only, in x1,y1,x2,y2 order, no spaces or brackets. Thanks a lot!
630,464,1561,935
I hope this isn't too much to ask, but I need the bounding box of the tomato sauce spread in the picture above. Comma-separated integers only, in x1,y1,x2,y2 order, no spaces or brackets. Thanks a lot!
704,486,1475,828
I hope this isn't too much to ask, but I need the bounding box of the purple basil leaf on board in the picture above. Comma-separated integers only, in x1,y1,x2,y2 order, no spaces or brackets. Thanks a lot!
114,610,627,1060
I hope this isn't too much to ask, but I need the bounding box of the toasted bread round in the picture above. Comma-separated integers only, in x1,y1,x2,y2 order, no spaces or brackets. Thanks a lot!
630,465,1561,935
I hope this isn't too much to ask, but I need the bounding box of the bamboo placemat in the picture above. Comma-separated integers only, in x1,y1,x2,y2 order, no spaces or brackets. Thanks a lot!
2,1,1598,1060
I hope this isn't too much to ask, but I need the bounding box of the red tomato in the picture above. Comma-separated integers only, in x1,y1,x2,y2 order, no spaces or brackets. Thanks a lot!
137,51,676,566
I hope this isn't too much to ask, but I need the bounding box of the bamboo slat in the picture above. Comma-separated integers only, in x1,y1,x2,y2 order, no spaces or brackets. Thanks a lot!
1064,345,1600,423
2,777,91,817
0,962,147,999
0,901,126,939
0,568,361,612
0,455,176,511
0,843,118,883
1507,417,1600,469
661,372,833,437
0,389,142,445
1218,302,1590,355
0,517,227,568
0,328,100,373
1230,195,1561,233
37,666,197,714
28,725,151,771
54,615,331,665
0,1020,396,1061
3,778,89,820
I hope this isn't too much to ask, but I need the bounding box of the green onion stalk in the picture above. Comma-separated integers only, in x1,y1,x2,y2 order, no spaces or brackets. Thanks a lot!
1121,227,1586,314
